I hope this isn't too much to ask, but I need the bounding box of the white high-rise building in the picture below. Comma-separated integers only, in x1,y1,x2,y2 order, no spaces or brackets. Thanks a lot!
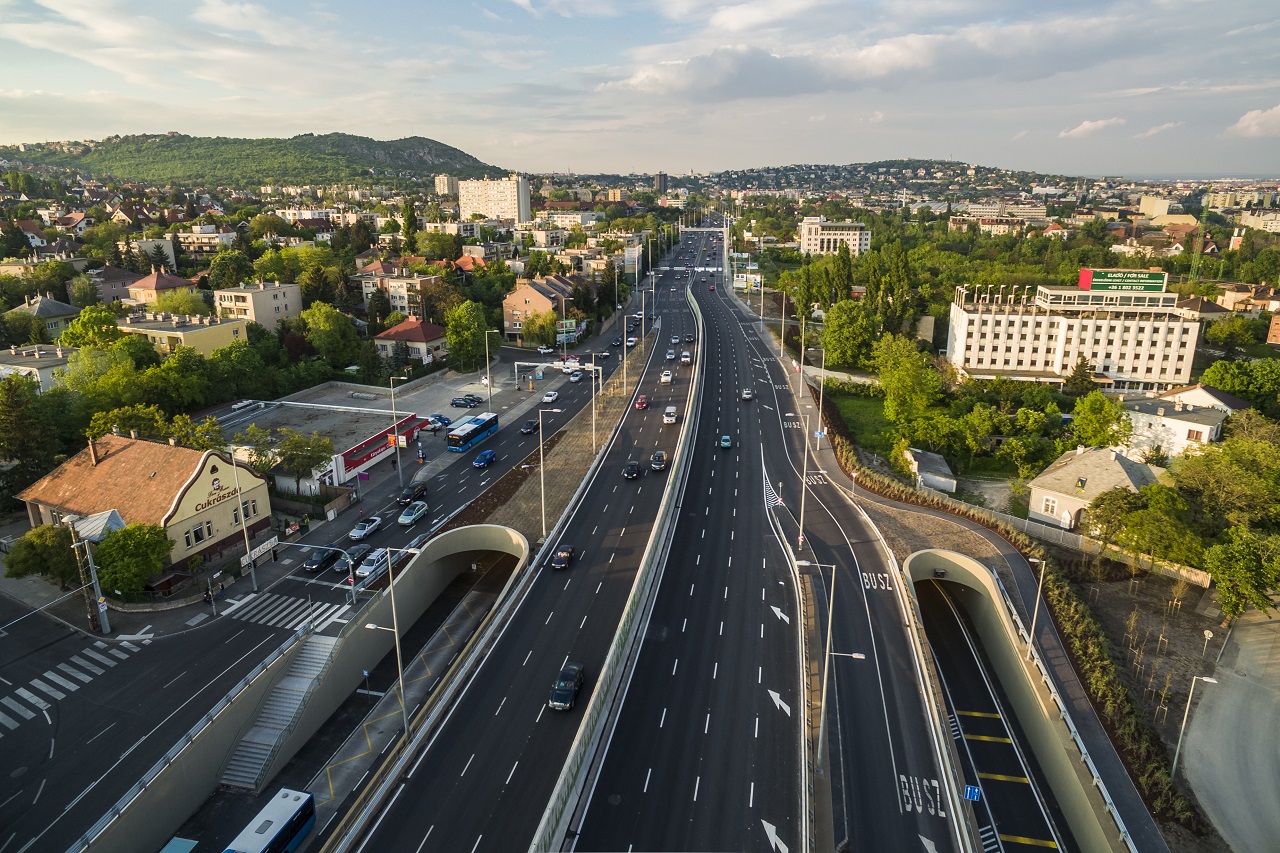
435,174,459,196
797,216,870,257
459,174,531,223
947,269,1199,391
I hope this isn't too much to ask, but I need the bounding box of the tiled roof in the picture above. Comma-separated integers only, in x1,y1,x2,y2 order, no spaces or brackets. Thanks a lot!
1031,447,1160,502
17,434,206,527
129,269,191,292
375,316,446,344
358,259,396,275
89,264,144,285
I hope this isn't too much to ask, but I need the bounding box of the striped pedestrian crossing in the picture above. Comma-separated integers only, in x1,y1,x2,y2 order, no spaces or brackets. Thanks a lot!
0,638,146,740
224,592,351,632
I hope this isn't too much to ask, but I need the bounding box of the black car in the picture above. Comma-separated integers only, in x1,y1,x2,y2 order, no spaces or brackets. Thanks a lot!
548,662,585,710
302,547,341,572
550,545,575,570
519,419,538,434
335,543,372,574
612,337,623,346
451,397,478,408
397,482,428,505
622,461,640,479
685,333,695,343
650,450,667,471
463,393,484,404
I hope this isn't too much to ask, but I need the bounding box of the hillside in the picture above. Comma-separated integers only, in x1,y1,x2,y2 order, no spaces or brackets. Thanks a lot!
0,132,502,187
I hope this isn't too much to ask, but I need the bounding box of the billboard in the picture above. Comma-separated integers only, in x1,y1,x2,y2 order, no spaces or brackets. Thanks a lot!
1078,268,1167,292
734,273,763,289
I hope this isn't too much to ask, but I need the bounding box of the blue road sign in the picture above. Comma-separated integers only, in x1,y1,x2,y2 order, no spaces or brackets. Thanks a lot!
964,785,981,802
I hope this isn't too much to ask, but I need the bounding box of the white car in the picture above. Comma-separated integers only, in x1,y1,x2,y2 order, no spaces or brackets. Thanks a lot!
569,371,583,383
348,516,382,540
666,349,676,360
542,391,559,403
660,370,673,384
537,345,554,355
671,335,680,345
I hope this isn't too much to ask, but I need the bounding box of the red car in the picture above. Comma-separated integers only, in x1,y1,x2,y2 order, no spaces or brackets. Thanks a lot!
635,394,649,410
709,284,715,291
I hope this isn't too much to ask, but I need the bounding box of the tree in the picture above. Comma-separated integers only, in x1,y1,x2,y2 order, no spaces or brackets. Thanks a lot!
300,302,359,367
3,525,79,588
872,334,941,427
234,423,278,473
521,310,557,346
366,289,392,323
1205,315,1257,360
139,346,211,413
68,274,101,308
1202,526,1280,620
822,299,879,368
357,339,385,384
112,333,163,369
2,310,47,346
445,300,487,370
147,243,172,272
208,250,254,290
275,428,335,492
1062,356,1096,395
154,290,211,316
59,303,123,348
0,374,56,502
95,524,174,593
168,414,225,451
88,404,168,440
1070,390,1132,448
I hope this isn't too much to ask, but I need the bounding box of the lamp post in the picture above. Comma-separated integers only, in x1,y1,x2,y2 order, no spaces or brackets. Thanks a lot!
1172,675,1218,777
228,446,259,592
366,621,410,740
808,345,828,450
798,414,810,551
539,407,562,540
1026,557,1047,661
796,559,846,777
560,295,574,360
483,329,501,408
389,374,409,489
67,523,109,634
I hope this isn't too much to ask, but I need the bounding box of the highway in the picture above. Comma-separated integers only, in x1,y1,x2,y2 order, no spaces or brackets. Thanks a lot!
574,230,805,850
350,240,700,851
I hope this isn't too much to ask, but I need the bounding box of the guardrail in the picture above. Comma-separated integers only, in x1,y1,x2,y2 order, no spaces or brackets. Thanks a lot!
66,628,305,853
530,280,707,852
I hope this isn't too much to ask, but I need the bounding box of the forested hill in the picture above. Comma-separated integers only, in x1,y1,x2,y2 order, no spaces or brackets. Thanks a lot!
0,132,501,187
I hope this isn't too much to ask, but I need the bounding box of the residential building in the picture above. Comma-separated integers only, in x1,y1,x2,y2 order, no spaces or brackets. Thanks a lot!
174,224,237,256
1240,211,1280,233
373,315,447,363
1028,447,1161,529
3,294,81,338
654,172,668,193
515,225,566,249
0,343,78,391
117,238,177,270
606,188,628,202
349,261,442,316
435,175,459,196
947,268,1199,391
797,216,871,257
1138,196,1172,218
13,220,46,248
85,264,143,304
1217,283,1280,315
1158,383,1251,415
1122,398,1227,458
904,447,957,493
214,282,301,327
502,275,575,342
116,310,247,356
420,220,480,239
545,211,603,229
1271,314,1280,346
1174,296,1230,321
949,216,1025,236
18,434,270,567
459,174,531,223
126,268,199,306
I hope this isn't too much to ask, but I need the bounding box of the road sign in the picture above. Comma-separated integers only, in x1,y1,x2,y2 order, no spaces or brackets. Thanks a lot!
964,785,981,802
242,535,279,567
97,599,107,612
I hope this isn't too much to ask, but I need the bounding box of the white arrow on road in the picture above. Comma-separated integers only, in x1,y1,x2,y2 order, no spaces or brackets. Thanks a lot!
767,689,791,716
918,834,940,852
762,820,788,853
770,605,790,624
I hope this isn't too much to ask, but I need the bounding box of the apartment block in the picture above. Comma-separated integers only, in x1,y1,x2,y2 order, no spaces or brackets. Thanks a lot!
459,174,531,223
797,217,871,257
116,311,247,356
435,174,459,196
215,282,301,327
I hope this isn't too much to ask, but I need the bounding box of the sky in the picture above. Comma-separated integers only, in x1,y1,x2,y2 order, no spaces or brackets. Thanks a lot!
0,0,1277,178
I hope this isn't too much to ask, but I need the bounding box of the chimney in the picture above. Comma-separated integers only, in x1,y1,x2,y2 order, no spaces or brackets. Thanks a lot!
129,429,138,439
169,437,177,446
1157,407,1164,417
1174,401,1183,411
88,439,98,466
1186,403,1194,411
112,425,120,436
1110,450,1118,461
1075,445,1086,456
8,345,15,355
33,349,40,358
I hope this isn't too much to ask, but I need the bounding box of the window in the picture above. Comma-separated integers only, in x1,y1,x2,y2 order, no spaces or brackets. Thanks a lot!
1042,497,1058,516
191,524,205,545
232,508,240,525
184,531,192,548
1187,429,1204,442
205,521,213,538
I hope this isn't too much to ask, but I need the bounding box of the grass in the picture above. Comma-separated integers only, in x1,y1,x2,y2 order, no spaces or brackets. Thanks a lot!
826,390,895,455
962,455,1019,477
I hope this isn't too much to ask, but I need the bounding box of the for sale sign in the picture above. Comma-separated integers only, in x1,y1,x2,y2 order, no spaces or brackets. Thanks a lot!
1078,268,1167,291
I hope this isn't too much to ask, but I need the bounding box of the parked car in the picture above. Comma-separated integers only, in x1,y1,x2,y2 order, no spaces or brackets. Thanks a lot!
473,449,497,468
451,397,478,408
537,345,555,355
348,516,382,540
549,544,575,570
651,450,667,471
547,662,584,710
335,543,372,574
519,419,538,434
660,370,673,384
397,482,428,504
542,391,559,404
635,394,649,410
623,461,640,479
398,501,429,525
302,547,341,573
463,393,484,404
356,548,389,579
428,414,452,427
422,417,443,433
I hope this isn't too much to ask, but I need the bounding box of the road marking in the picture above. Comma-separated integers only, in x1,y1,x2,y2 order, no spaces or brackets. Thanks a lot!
762,820,788,853
701,529,705,539
505,761,519,785
755,715,759,737
522,650,532,666
997,834,1058,848
693,776,701,802
682,618,687,632
965,734,1013,744
770,605,790,624
470,837,483,853
979,772,1031,783
749,781,755,807
495,697,506,716
767,690,791,716
3,697,37,720
725,586,729,600
659,708,666,728
42,671,78,692
545,612,554,625
595,582,602,594
719,621,723,636
644,767,652,793
15,687,50,710
70,655,103,676
712,662,718,679
461,754,475,776
689,584,695,596
579,614,587,629
672,659,678,675
760,623,764,638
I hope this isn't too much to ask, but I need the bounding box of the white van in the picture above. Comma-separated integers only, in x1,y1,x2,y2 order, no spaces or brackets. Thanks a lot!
680,351,691,364
663,406,677,424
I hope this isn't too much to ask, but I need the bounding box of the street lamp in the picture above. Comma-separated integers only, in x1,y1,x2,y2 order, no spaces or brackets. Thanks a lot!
363,543,420,741
798,414,811,551
795,559,861,778
389,374,409,489
1172,675,1218,777
227,446,259,592
67,521,109,634
808,345,827,451
483,329,501,408
1026,557,1047,661
539,407,562,540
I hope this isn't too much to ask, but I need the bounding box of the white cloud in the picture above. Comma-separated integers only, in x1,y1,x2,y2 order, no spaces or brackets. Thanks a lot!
1228,103,1280,137
1134,121,1181,138
1058,117,1125,138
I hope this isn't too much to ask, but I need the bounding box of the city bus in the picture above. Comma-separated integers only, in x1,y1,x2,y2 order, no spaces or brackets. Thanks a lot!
446,412,500,452
222,788,315,853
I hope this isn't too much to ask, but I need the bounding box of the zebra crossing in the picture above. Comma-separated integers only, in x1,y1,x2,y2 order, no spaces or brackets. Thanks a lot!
0,639,145,739
222,592,351,633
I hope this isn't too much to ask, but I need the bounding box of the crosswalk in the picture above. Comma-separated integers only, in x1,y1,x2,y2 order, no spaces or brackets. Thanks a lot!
222,592,351,633
0,639,146,739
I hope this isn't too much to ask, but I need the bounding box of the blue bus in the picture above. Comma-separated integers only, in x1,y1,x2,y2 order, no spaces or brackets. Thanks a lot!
223,788,315,853
446,412,500,452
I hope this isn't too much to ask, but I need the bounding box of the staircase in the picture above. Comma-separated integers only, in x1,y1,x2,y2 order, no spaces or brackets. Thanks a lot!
220,635,337,791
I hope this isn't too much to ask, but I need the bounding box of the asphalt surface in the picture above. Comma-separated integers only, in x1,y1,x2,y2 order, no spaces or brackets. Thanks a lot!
574,230,805,851
351,243,699,851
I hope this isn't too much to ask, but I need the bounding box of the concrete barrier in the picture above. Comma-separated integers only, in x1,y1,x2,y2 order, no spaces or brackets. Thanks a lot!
903,550,1131,853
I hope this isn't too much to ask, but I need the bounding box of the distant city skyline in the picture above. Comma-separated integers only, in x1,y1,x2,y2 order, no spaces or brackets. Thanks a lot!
0,1,1277,178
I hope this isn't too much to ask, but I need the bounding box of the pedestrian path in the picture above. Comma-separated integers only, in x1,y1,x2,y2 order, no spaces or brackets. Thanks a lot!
0,638,147,739
221,592,351,633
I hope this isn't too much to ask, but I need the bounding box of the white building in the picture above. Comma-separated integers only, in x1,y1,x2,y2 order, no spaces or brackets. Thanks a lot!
435,175,459,196
214,282,302,328
1122,398,1227,459
798,217,870,257
1240,211,1280,233
947,269,1200,392
459,174,531,223
545,211,603,228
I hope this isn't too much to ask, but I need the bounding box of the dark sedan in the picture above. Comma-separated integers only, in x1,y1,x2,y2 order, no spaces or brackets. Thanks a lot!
547,662,585,710
549,545,575,570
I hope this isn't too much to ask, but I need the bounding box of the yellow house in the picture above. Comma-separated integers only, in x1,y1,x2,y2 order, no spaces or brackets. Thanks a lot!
116,311,247,356
125,268,200,306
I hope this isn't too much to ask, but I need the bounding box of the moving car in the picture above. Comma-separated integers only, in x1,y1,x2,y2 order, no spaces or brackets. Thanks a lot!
709,285,715,291
348,516,382,540
666,349,676,360
336,543,372,574
302,547,341,573
547,662,585,711
742,388,754,401
537,345,555,355
397,482,428,504
720,435,733,448
651,450,667,471
596,350,611,359
549,544,575,570
685,333,695,343
626,337,637,347
622,461,640,479
680,351,691,364
612,337,623,346
542,390,559,404
660,370,673,384
472,449,497,468
519,419,538,434
356,548,389,579
569,370,583,383
635,394,649,410
398,501,429,525
671,335,680,345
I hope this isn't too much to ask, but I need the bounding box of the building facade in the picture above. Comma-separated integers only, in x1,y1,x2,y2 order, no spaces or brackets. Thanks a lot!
215,282,301,327
373,316,447,362
116,311,247,356
435,175,459,196
502,275,574,342
0,344,77,391
3,294,80,338
1028,447,1160,529
947,269,1199,391
797,217,871,257
459,174,531,223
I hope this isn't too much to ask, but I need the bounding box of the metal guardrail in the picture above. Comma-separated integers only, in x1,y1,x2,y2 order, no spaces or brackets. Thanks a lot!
65,627,305,853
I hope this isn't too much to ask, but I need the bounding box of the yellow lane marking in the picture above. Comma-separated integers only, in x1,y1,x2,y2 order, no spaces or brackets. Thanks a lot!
964,734,1013,743
978,772,1030,783
957,710,1001,718
998,834,1058,848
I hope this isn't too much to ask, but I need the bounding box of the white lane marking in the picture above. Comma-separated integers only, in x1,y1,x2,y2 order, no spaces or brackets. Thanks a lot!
755,716,759,737
693,776,701,802
579,614,587,629
659,707,666,728
495,696,506,716
689,584,695,596
712,662,718,680
595,582,602,594
644,768,652,793
749,781,755,807
461,754,475,776
719,621,724,636
545,612,554,625
506,761,519,785
522,650,532,666
672,659,679,676
682,618,687,632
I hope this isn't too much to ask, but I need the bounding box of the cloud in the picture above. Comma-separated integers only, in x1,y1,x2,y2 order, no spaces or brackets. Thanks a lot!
1058,117,1125,138
1229,103,1280,137
809,114,826,123
1133,121,1181,138
1012,129,1029,140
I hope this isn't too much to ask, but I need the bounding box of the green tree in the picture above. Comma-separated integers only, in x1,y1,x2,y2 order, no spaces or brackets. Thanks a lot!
88,403,168,440
55,346,141,411
2,310,47,346
234,423,278,473
207,339,271,400
1062,356,1096,395
366,289,391,323
139,346,211,413
147,243,172,272
521,310,557,346
357,339,385,384
68,274,101,308
1202,526,1280,619
445,300,487,370
300,302,359,367
112,333,163,369
1205,315,1257,360
95,523,174,593
822,299,879,368
168,414,225,451
153,290,211,316
59,303,123,348
872,334,941,427
1070,391,1132,447
0,374,56,502
275,428,335,492
3,524,79,588
208,250,254,290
